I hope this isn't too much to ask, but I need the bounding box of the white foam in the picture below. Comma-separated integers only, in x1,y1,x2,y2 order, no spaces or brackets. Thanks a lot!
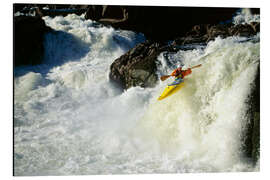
138,36,259,172
233,8,260,25
14,13,259,175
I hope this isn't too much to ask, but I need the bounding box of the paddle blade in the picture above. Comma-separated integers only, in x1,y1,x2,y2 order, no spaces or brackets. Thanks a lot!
160,75,171,81
191,64,202,69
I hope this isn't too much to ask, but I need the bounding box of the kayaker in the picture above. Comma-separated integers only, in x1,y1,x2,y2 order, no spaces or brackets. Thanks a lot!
160,64,201,81
158,64,201,100
171,67,192,80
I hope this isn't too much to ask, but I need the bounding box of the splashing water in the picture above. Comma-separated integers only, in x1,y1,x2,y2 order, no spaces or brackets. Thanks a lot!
14,14,259,175
233,8,260,25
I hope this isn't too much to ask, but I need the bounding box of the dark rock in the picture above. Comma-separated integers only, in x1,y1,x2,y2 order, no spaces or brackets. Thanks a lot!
101,5,125,19
250,22,260,33
185,24,209,37
242,65,260,164
109,41,163,89
174,35,208,46
85,6,239,41
69,5,89,9
14,16,52,66
85,5,103,21
172,37,186,46
206,24,232,41
229,23,258,37
250,66,260,163
172,24,231,45
252,112,260,164
250,8,260,14
173,21,260,46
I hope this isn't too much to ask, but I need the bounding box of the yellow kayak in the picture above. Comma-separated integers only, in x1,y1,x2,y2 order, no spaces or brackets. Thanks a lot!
158,79,184,100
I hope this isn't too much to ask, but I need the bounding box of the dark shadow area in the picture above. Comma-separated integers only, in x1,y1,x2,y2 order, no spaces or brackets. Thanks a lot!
14,30,90,77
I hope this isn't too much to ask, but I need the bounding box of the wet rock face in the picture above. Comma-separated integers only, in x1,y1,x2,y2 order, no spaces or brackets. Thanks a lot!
173,22,260,45
231,23,260,37
242,66,260,164
14,16,52,66
109,41,163,90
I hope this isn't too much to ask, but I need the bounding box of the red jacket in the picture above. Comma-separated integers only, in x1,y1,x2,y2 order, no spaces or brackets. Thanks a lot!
171,67,192,78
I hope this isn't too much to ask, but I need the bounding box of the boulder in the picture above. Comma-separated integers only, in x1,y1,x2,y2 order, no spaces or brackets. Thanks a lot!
14,16,52,66
109,41,164,89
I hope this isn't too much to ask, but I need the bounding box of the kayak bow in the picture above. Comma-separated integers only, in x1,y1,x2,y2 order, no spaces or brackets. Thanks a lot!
158,78,184,100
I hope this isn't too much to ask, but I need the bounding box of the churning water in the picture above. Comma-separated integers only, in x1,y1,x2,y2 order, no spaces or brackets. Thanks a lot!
14,12,259,175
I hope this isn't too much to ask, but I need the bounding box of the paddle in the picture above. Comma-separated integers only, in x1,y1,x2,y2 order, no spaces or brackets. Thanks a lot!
160,64,202,81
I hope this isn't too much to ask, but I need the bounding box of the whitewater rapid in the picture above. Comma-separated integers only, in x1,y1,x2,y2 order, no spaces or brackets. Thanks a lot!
14,12,259,175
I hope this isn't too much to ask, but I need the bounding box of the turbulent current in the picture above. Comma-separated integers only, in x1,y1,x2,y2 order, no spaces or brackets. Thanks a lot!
14,12,260,175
